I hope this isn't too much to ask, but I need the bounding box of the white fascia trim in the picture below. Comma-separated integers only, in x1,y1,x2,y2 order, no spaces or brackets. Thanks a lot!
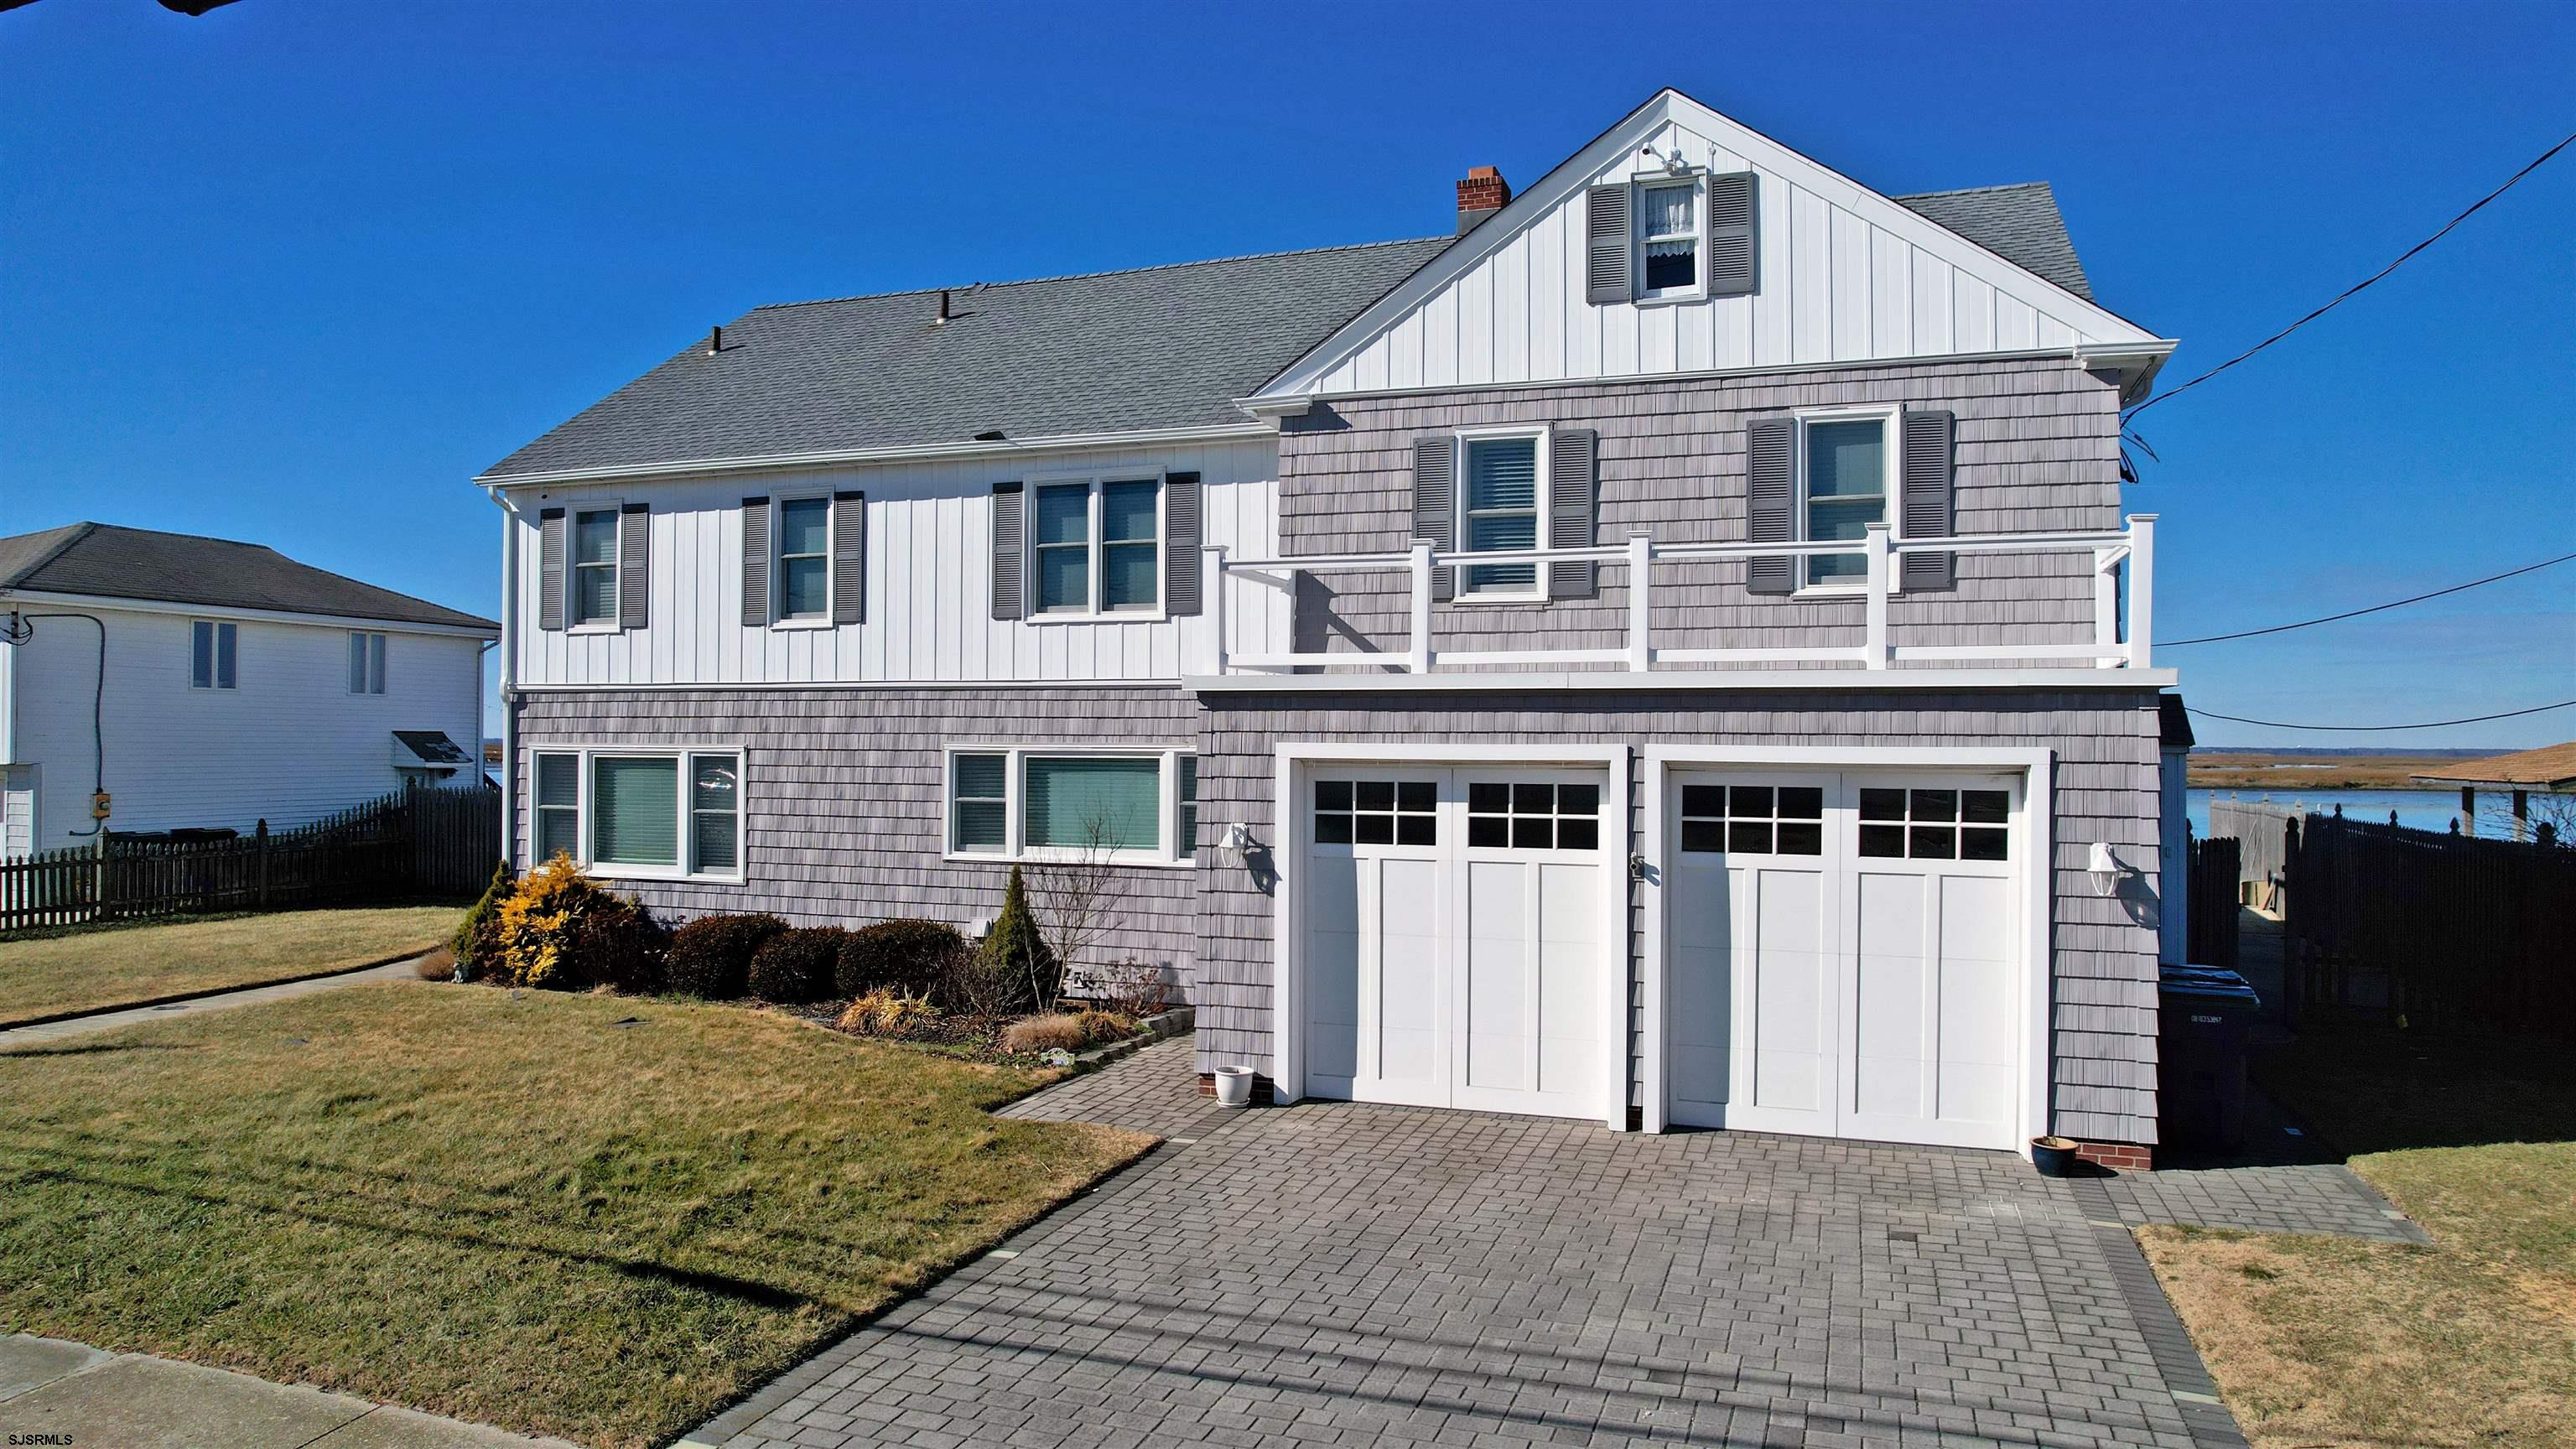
475,422,1276,491
1251,86,2164,404
1191,668,2177,694
512,678,1187,693
1634,744,2056,1154
0,589,498,641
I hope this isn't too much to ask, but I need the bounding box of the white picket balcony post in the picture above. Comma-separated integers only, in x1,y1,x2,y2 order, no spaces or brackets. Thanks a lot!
1863,523,1891,669
1627,532,1654,673
1202,544,1228,676
2127,514,2157,668
2094,548,2122,668
1408,540,1434,674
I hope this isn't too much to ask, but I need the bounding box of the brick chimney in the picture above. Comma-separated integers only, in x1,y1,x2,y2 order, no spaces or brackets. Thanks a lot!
1455,165,1510,234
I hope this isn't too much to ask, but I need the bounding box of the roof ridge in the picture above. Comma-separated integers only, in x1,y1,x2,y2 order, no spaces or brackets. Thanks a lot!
750,236,1452,314
76,521,285,554
1,521,100,590
1892,180,2053,201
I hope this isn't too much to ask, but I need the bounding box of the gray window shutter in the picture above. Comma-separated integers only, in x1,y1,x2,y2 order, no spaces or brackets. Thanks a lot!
990,482,1025,621
537,507,565,631
1548,428,1599,600
1585,184,1631,304
1900,409,1956,590
1746,417,1795,596
1706,171,1758,298
1410,437,1457,602
617,502,648,630
1163,471,1202,616
832,491,865,625
740,496,770,628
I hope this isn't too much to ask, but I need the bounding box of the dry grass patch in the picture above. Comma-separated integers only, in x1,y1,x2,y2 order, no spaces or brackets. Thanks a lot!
2145,1023,2576,1449
0,983,1148,1447
0,906,462,1026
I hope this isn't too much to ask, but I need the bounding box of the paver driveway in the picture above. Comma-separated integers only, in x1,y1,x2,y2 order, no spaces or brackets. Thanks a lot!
694,1041,2237,1449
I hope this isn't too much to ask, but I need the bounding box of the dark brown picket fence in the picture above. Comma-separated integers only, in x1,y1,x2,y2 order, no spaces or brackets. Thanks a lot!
2185,834,2241,972
2284,811,2576,1039
0,784,498,932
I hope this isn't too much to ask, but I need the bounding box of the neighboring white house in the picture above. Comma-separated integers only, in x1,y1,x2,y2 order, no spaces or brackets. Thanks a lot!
0,522,497,855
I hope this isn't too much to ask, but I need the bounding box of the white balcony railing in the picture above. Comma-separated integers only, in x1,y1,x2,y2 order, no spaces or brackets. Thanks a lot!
1192,513,2155,677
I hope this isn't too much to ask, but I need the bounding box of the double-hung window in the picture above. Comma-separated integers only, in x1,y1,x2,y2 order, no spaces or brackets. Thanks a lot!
1031,475,1161,615
570,507,620,626
1459,434,1545,598
1637,178,1701,299
1797,411,1896,589
190,620,237,690
528,748,743,879
775,496,831,621
946,746,1192,863
347,631,387,695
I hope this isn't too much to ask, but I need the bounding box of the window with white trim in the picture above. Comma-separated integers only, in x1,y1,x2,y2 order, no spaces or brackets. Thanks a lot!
1797,411,1897,590
1636,178,1701,299
347,631,387,695
1031,475,1160,615
190,620,236,690
775,496,831,621
944,746,1192,863
528,748,743,879
1458,434,1545,598
569,507,620,626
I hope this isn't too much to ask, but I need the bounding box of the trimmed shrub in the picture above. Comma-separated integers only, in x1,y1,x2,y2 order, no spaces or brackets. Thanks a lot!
748,927,847,1003
665,912,787,1000
451,860,514,982
492,855,644,991
1000,1014,1089,1055
838,991,943,1040
835,918,965,999
578,901,669,995
1069,1009,1136,1046
413,945,457,981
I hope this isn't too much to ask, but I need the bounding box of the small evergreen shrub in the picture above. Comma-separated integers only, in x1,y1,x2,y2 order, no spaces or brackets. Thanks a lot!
492,855,643,991
664,912,787,1000
451,860,514,982
747,927,847,1003
837,990,944,1039
952,866,1057,1015
1000,1014,1089,1055
835,918,965,999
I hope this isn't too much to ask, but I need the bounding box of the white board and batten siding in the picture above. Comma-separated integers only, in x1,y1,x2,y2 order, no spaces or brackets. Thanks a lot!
512,438,1282,688
1271,92,2158,401
7,604,485,854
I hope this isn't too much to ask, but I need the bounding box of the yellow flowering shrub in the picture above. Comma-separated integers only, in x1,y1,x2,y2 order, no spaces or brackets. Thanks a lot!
492,852,651,990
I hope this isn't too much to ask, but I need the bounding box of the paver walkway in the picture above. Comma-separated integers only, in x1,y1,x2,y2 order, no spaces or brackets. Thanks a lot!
0,1333,573,1449
2086,1161,2430,1243
691,1042,2260,1449
995,1036,1233,1140
0,957,425,1049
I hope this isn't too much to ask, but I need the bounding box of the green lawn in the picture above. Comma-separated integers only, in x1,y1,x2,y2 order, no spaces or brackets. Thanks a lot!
0,984,1149,1446
2142,1025,2576,1449
0,906,462,1026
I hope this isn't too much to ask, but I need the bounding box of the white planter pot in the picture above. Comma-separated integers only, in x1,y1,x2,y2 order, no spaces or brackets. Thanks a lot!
1213,1065,1254,1108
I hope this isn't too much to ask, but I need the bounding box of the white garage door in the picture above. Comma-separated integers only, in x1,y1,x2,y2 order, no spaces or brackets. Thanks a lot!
1301,766,1614,1120
1665,771,2024,1150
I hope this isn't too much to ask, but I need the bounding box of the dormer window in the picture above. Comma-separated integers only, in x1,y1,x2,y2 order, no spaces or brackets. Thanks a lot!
1638,179,1701,299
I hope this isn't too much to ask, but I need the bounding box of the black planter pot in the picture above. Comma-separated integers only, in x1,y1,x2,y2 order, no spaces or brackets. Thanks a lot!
2031,1136,2080,1177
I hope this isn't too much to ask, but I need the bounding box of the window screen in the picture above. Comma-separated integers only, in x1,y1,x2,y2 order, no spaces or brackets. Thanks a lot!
1100,480,1159,611
571,509,619,625
1462,437,1540,594
1025,756,1160,850
591,756,679,866
952,753,1007,853
689,754,740,873
533,753,579,863
776,498,831,620
1804,420,1887,584
1033,484,1092,612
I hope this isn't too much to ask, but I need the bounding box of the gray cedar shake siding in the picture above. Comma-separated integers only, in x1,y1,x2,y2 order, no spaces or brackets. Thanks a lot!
1192,688,2165,1146
1279,356,2120,664
512,686,1200,988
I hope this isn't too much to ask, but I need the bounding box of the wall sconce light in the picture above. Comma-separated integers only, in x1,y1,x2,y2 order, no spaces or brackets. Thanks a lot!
1218,823,1255,862
2086,841,2127,897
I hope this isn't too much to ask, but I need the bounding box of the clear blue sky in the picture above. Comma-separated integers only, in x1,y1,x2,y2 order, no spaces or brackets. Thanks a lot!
4,1,2570,747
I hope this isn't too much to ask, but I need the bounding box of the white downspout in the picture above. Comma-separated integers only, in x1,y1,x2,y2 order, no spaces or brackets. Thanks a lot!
485,482,521,873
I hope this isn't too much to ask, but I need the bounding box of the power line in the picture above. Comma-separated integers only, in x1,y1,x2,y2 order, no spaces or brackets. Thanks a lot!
2163,550,2576,647
2188,699,2576,732
2127,129,2576,420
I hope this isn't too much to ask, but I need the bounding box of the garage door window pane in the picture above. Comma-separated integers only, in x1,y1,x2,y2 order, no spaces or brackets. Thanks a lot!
1860,787,1905,821
1911,789,1957,823
1687,782,1820,857
1776,821,1822,854
1779,787,1823,819
1858,823,1905,857
1316,778,1433,847
1729,820,1772,853
1854,786,2008,860
1471,781,1598,852
1962,790,2008,824
1398,781,1436,813
1961,828,2008,861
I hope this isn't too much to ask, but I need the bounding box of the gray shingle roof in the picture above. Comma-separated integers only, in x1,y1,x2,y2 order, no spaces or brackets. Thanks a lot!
480,237,1457,481
1893,182,2093,300
0,522,496,631
482,181,2094,482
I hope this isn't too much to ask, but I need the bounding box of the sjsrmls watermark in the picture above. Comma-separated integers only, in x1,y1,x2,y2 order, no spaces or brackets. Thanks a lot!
8,1434,75,1446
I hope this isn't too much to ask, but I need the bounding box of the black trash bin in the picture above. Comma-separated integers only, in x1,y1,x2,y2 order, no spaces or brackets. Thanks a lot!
2159,965,2261,1156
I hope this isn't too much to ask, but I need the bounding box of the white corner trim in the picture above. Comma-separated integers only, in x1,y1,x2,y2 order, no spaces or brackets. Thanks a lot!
1190,667,2178,694
475,422,1276,491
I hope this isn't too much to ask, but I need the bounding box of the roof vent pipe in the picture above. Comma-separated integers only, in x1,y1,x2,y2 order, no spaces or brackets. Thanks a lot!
935,288,951,325
707,325,722,355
